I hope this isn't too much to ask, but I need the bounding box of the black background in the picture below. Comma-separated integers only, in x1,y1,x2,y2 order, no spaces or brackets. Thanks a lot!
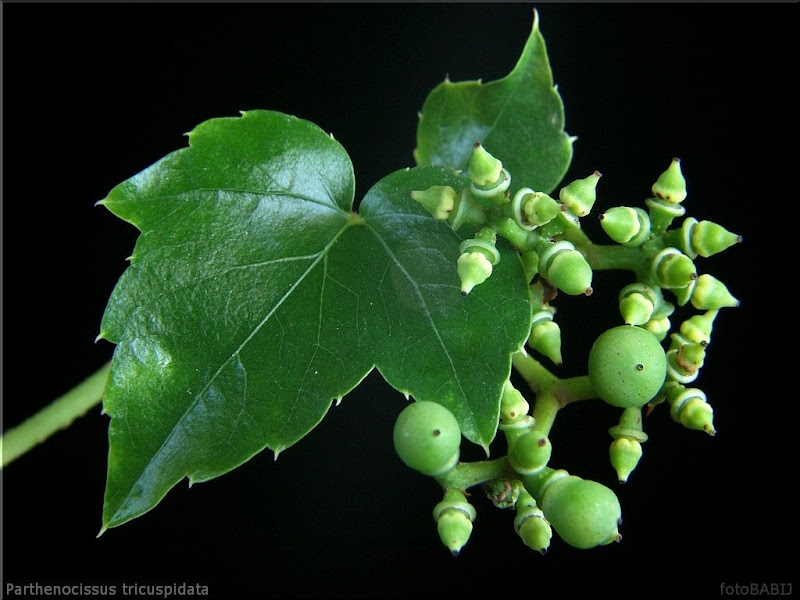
2,2,796,599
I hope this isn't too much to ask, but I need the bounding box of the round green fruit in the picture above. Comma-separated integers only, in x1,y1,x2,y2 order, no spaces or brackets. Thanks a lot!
540,476,622,549
393,401,461,476
588,325,667,408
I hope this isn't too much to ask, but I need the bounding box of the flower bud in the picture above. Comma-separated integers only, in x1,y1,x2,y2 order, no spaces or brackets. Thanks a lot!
457,252,493,295
468,143,504,187
689,274,740,310
512,188,560,230
679,309,718,346
609,437,643,484
500,380,530,423
666,342,706,384
528,310,563,365
650,247,697,289
433,489,477,556
667,385,716,435
619,283,658,326
538,240,593,296
514,490,552,553
680,217,742,259
559,170,601,217
600,206,651,246
643,316,671,341
652,157,687,204
410,185,457,220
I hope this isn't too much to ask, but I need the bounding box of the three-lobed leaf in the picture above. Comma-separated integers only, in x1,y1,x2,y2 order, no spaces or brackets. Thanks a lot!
414,10,573,195
98,110,532,530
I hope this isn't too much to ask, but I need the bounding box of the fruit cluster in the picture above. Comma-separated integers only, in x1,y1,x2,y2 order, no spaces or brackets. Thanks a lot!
398,144,741,555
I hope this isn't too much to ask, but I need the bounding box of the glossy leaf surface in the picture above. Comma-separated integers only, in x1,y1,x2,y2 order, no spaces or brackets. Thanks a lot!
99,110,531,529
414,10,573,194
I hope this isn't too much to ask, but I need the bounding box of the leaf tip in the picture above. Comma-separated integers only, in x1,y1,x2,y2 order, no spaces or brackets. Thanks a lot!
96,525,108,538
532,7,540,33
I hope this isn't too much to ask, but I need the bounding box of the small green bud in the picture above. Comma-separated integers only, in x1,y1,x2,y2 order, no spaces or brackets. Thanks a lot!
500,380,530,422
689,274,740,310
468,143,504,187
609,437,643,483
511,187,560,230
667,385,716,435
509,430,552,475
410,185,457,220
646,196,686,235
559,170,602,217
679,309,718,345
651,247,697,289
608,406,649,443
433,489,477,556
450,188,488,231
538,241,593,296
619,284,659,326
457,252,493,295
652,157,687,204
514,491,552,553
680,217,742,259
528,311,563,365
600,206,651,246
665,344,705,384
643,316,671,341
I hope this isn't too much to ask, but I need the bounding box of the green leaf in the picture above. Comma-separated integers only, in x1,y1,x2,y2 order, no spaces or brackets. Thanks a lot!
414,10,573,194
98,110,531,530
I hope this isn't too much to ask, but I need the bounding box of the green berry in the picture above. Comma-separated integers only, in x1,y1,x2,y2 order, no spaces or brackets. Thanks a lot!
509,430,552,475
524,470,622,549
589,325,668,408
393,401,461,476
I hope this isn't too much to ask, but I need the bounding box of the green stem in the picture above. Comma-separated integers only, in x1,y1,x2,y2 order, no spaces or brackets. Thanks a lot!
1,362,110,468
436,456,517,490
512,352,598,437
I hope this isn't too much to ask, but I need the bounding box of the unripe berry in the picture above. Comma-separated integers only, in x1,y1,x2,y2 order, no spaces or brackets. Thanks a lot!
393,401,461,476
509,430,552,475
432,489,476,556
588,325,667,408
559,171,601,217
523,469,622,549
